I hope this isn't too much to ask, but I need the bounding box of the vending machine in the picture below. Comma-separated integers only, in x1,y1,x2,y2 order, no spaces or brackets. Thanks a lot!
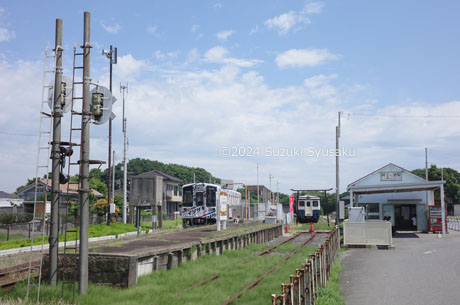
429,206,448,233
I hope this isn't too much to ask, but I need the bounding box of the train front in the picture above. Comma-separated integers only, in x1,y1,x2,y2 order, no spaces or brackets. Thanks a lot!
181,183,218,225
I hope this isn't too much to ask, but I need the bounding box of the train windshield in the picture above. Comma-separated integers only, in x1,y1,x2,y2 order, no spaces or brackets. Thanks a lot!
306,201,311,207
312,201,319,207
298,200,305,207
206,186,217,207
196,192,204,206
182,186,193,207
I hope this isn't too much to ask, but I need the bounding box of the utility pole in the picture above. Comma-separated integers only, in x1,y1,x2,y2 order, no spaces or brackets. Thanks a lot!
257,163,259,205
79,11,91,294
103,44,117,225
49,18,63,286
425,148,428,180
112,150,116,205
276,180,279,204
336,111,341,242
269,174,274,203
121,83,128,224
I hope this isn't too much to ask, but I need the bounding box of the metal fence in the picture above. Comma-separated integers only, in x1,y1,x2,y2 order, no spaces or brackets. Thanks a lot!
0,213,124,242
448,217,460,231
271,227,340,305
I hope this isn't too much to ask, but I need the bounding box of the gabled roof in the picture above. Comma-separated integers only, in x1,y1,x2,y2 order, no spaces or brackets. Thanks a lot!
17,179,103,197
347,163,427,189
132,170,182,182
0,191,17,199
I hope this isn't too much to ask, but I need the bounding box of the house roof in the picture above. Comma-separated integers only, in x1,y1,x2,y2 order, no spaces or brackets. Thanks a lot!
0,191,17,199
132,170,182,182
347,163,427,188
17,179,103,197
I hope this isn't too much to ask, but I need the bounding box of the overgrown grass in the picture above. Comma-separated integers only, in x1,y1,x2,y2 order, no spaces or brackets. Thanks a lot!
140,219,183,230
203,223,271,240
316,254,345,305
1,239,317,305
292,219,343,231
0,222,138,250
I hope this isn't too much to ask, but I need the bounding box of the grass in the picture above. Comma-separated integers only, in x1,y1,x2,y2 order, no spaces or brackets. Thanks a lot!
292,219,343,231
0,222,138,250
316,252,345,305
140,219,183,230
0,232,27,242
203,223,272,240
1,238,317,305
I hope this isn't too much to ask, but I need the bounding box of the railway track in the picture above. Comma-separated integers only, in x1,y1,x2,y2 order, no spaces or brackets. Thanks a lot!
0,261,40,291
177,231,320,299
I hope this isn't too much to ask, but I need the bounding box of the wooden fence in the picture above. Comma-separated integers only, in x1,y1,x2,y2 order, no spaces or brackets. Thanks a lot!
271,227,339,305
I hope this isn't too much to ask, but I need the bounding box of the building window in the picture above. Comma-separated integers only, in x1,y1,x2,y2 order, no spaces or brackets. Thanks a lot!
174,185,178,196
167,184,173,191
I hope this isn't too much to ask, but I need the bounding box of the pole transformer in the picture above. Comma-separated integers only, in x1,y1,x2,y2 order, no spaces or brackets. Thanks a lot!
79,11,91,294
49,18,63,286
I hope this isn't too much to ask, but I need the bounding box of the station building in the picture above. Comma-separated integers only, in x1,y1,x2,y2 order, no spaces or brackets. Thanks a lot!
347,163,446,232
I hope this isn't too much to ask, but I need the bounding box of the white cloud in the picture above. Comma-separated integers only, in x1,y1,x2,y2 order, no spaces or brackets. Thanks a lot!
303,2,324,14
276,48,340,68
146,25,163,38
0,7,15,42
100,22,121,34
0,27,15,42
250,25,259,35
115,54,147,79
204,46,263,67
154,50,179,60
191,24,199,33
217,30,235,42
265,1,324,35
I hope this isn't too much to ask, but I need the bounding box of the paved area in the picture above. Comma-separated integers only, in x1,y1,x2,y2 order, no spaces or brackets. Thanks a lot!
340,231,460,305
90,222,272,255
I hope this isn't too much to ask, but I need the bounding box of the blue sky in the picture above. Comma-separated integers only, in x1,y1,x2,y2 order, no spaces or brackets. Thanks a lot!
1,1,460,194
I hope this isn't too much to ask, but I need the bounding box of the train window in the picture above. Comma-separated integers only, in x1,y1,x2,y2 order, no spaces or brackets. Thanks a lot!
298,200,305,207
206,186,217,207
306,201,311,207
182,186,193,207
196,193,204,206
313,201,319,207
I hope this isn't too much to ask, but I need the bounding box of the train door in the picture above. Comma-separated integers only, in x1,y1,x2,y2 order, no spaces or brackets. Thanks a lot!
305,200,311,217
298,200,305,218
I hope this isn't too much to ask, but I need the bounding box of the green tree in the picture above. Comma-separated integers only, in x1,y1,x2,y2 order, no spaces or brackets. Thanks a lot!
412,164,460,213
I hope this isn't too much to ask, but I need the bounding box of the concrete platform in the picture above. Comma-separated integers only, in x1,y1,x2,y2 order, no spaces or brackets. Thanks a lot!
43,223,283,288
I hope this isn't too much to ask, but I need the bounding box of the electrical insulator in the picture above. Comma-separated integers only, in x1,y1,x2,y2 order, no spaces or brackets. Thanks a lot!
91,92,103,118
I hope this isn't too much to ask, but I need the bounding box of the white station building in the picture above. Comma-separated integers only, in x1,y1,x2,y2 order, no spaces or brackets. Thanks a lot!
347,163,446,232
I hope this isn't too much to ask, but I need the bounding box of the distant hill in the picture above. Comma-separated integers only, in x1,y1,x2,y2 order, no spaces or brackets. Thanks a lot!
100,158,220,188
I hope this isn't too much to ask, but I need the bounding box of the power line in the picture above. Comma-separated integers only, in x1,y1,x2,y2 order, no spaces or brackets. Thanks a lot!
0,131,37,137
351,113,460,118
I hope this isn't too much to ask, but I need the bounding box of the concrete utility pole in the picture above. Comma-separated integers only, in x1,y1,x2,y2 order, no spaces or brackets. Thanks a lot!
269,174,274,203
276,180,280,204
336,111,341,242
425,148,428,180
112,150,116,204
49,18,63,286
103,44,117,225
79,11,91,294
256,163,259,205
121,83,128,224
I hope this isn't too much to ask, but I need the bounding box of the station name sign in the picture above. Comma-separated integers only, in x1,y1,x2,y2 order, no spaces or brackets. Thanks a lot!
380,171,402,181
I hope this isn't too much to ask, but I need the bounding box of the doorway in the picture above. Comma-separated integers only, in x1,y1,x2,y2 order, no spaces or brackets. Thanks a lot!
394,204,417,230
